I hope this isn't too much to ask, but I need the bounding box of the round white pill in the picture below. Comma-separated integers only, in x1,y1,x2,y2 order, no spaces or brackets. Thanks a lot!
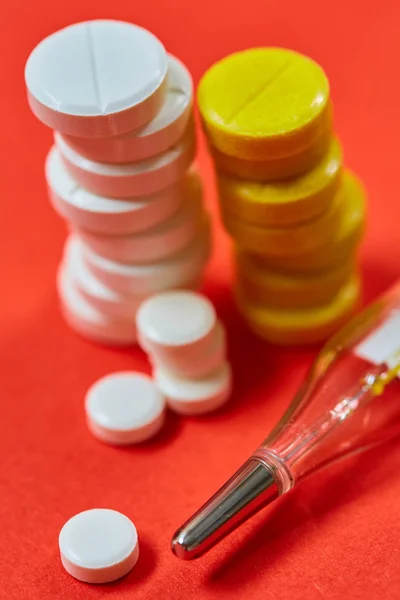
59,509,139,583
77,176,204,264
155,362,232,415
61,54,193,163
63,236,145,320
149,321,227,378
25,20,168,137
46,146,191,235
55,130,195,199
136,291,217,359
57,264,137,346
85,372,166,444
81,221,211,295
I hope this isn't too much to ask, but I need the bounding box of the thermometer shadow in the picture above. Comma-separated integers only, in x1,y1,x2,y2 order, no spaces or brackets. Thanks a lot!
206,437,400,590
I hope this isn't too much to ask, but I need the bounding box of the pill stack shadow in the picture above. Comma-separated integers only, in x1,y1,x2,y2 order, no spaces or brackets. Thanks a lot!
198,48,366,345
25,20,211,346
136,291,232,415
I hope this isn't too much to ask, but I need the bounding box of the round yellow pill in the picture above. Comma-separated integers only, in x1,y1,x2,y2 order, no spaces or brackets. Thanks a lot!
252,170,366,272
218,137,342,226
236,274,361,345
211,126,332,182
236,252,355,309
221,171,352,257
198,48,330,160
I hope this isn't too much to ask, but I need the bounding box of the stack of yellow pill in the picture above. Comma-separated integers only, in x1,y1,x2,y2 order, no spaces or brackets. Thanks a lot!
198,48,366,345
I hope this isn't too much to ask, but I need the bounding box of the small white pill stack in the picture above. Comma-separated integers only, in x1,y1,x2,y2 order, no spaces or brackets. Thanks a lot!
25,20,210,345
136,291,232,415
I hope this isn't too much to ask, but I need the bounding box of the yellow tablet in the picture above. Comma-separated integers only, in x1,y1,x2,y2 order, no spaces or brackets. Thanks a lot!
218,137,342,226
236,252,354,309
198,48,330,160
236,275,361,345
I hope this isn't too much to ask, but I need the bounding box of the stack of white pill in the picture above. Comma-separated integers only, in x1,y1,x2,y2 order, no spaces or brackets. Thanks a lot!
25,20,210,345
136,291,232,415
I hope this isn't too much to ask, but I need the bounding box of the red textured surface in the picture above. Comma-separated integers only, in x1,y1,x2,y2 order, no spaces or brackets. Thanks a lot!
1,2,399,599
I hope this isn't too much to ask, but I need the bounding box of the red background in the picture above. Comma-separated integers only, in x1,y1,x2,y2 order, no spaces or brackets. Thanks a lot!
1,1,400,598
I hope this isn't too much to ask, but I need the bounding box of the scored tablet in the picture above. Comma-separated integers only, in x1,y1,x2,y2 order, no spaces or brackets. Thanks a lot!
61,54,193,163
25,20,168,137
198,47,330,160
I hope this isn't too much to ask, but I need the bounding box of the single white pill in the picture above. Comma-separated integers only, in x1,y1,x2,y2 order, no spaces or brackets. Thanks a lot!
59,509,139,583
136,291,217,361
155,363,232,415
149,321,227,378
61,55,193,163
57,264,137,346
63,236,145,320
46,146,192,235
55,130,195,199
77,176,204,264
81,221,211,295
85,372,166,444
25,20,168,137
